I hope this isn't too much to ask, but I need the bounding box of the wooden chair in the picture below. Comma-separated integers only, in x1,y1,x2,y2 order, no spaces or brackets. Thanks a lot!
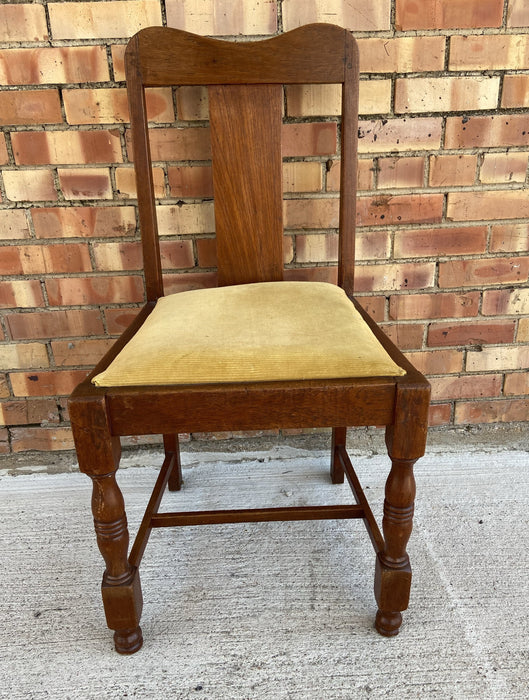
69,24,430,654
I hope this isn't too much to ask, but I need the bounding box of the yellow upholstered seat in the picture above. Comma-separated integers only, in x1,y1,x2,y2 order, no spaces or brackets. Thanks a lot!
93,281,405,387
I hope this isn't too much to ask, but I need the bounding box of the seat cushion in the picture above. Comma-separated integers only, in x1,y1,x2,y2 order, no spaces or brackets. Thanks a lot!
92,281,406,387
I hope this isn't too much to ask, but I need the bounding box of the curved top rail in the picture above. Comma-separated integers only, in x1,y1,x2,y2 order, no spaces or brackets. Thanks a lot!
125,23,356,86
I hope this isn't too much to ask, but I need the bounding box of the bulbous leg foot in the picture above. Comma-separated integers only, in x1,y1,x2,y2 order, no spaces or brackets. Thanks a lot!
114,626,143,654
375,610,402,637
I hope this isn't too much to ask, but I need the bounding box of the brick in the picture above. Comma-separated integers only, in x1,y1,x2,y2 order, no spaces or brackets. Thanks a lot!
282,123,337,157
430,374,502,401
0,90,62,126
63,88,174,125
455,399,529,424
128,127,212,162
0,134,8,165
283,0,391,31
358,118,442,153
166,0,277,35
0,280,44,309
517,319,529,342
156,203,215,236
354,262,435,292
450,35,529,71
0,343,49,370
429,404,451,426
0,243,92,275
356,296,386,323
12,130,122,166
447,190,529,222
466,345,529,372
295,234,338,263
196,238,217,268
49,1,163,40
394,227,487,258
10,427,75,453
428,321,516,347
356,231,391,261
377,157,425,189
490,224,529,253
482,288,529,316
507,0,529,27
390,291,480,321
51,339,114,367
357,194,443,226
32,206,136,239
46,276,144,306
395,77,499,114
283,162,322,193
358,37,445,73
6,309,104,340
480,152,528,184
286,82,391,117
502,75,529,108
3,170,57,203
92,240,194,271
0,399,60,427
0,47,109,85
380,323,424,350
445,115,529,149
0,4,48,42
440,257,529,288
0,376,9,399
429,154,477,188
326,160,374,192
283,267,337,285
176,87,208,121
404,349,464,375
104,307,141,335
504,372,529,395
396,0,504,30
164,271,218,294
0,210,31,240
58,168,112,200
10,370,88,397
168,166,214,198
115,167,166,199
110,45,127,82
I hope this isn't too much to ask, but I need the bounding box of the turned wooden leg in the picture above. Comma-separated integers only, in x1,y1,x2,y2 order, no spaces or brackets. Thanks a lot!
374,456,416,637
164,434,183,492
330,427,346,484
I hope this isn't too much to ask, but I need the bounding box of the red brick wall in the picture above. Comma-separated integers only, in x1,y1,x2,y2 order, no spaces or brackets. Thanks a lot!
1,0,528,454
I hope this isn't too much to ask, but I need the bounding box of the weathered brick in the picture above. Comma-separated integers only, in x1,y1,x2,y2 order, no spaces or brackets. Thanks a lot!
395,76,499,114
490,224,529,253
283,267,337,285
32,206,137,239
482,288,529,316
394,226,487,258
429,404,452,427
48,1,163,40
51,339,114,367
354,262,435,292
63,88,174,125
128,126,212,162
156,203,215,236
356,296,386,323
283,162,322,193
445,115,529,149
357,194,443,226
196,238,217,268
430,374,502,401
104,307,141,335
428,321,516,347
0,4,48,42
439,257,529,288
10,426,75,453
166,0,277,35
0,376,9,399
3,169,57,202
404,349,464,375
45,276,144,306
502,75,529,108
115,166,166,199
168,166,214,198
450,35,529,71
380,323,424,350
0,399,60,427
12,130,122,166
507,0,529,28
286,82,391,117
480,152,528,184
358,118,442,153
10,370,88,397
396,0,504,30
429,154,477,187
283,0,391,31
0,47,109,85
389,292,480,320
377,157,425,189
0,343,49,370
164,271,218,294
358,37,445,73
110,45,127,82
0,90,62,126
283,123,337,157
0,280,44,309
58,168,112,200
176,86,209,121
92,240,194,271
0,134,8,165
447,190,529,222
455,399,529,424
518,319,529,342
326,160,374,192
6,309,104,340
0,210,31,240
504,372,529,395
0,243,92,275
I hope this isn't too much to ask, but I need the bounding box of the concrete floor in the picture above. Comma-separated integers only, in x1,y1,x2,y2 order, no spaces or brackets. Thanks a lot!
1,431,528,699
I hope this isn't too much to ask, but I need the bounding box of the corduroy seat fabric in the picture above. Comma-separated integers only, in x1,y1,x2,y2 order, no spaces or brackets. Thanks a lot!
92,281,406,387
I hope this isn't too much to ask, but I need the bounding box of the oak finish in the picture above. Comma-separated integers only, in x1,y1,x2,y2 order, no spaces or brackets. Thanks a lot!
69,24,430,654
